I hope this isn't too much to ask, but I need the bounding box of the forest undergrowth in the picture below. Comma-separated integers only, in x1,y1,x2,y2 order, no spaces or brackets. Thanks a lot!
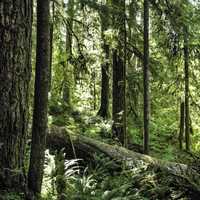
40,107,200,200
1,107,200,200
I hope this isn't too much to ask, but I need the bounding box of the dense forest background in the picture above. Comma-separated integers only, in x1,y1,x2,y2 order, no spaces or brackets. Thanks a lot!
1,0,200,199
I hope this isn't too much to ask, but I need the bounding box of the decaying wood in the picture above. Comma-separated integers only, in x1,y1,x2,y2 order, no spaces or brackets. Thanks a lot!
46,126,200,192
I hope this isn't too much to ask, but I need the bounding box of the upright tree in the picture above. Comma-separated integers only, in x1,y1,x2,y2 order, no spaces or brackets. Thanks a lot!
112,0,127,146
143,0,150,154
55,151,66,200
49,0,55,91
0,0,32,190
97,1,110,119
28,0,50,195
63,0,74,107
179,101,185,150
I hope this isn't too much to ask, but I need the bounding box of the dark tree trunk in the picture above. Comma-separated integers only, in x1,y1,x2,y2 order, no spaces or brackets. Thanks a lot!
97,3,110,119
112,0,127,146
184,26,190,151
179,102,185,150
112,50,126,145
143,0,150,154
28,0,50,196
0,0,32,190
98,50,110,118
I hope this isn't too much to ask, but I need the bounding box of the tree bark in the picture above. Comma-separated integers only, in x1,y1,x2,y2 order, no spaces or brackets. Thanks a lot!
143,0,150,154
28,0,50,195
98,47,110,118
97,2,110,119
112,0,127,146
49,1,55,92
179,102,185,150
0,0,32,191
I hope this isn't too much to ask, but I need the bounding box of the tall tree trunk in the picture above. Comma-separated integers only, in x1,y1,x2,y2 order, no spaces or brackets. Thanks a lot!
126,1,142,133
97,3,110,119
143,0,150,154
49,1,55,91
112,0,127,146
28,0,50,196
179,101,185,150
63,0,74,108
0,0,32,190
184,26,190,151
93,71,97,110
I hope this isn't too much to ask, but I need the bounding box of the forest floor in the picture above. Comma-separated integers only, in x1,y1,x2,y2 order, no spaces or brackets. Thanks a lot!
3,108,200,200
41,107,200,200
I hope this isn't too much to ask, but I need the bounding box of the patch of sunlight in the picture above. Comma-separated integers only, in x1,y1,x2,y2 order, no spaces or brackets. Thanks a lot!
193,140,200,152
42,150,55,197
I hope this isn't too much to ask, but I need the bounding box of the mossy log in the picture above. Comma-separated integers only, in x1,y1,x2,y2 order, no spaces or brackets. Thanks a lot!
46,126,200,194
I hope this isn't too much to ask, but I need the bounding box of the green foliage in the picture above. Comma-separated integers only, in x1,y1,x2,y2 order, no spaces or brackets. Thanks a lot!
32,0,200,199
45,0,200,154
42,150,200,200
0,192,24,200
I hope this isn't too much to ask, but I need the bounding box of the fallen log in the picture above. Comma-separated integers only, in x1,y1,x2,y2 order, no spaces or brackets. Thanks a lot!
46,126,200,198
47,127,194,171
46,126,200,194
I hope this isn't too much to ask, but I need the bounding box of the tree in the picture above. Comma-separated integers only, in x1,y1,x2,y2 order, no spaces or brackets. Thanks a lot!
97,1,110,119
0,0,32,190
112,0,127,146
143,0,150,154
126,1,142,131
49,0,55,91
63,0,75,107
28,0,50,195
55,150,66,200
179,101,185,150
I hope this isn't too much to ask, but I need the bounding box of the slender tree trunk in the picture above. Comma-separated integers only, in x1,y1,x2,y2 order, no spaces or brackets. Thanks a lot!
184,26,190,151
55,151,66,200
179,102,185,150
143,0,150,154
0,0,32,190
93,71,97,110
127,1,141,130
49,1,55,91
123,0,127,147
63,0,74,107
112,0,127,146
28,0,50,196
97,3,110,119
62,73,71,106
